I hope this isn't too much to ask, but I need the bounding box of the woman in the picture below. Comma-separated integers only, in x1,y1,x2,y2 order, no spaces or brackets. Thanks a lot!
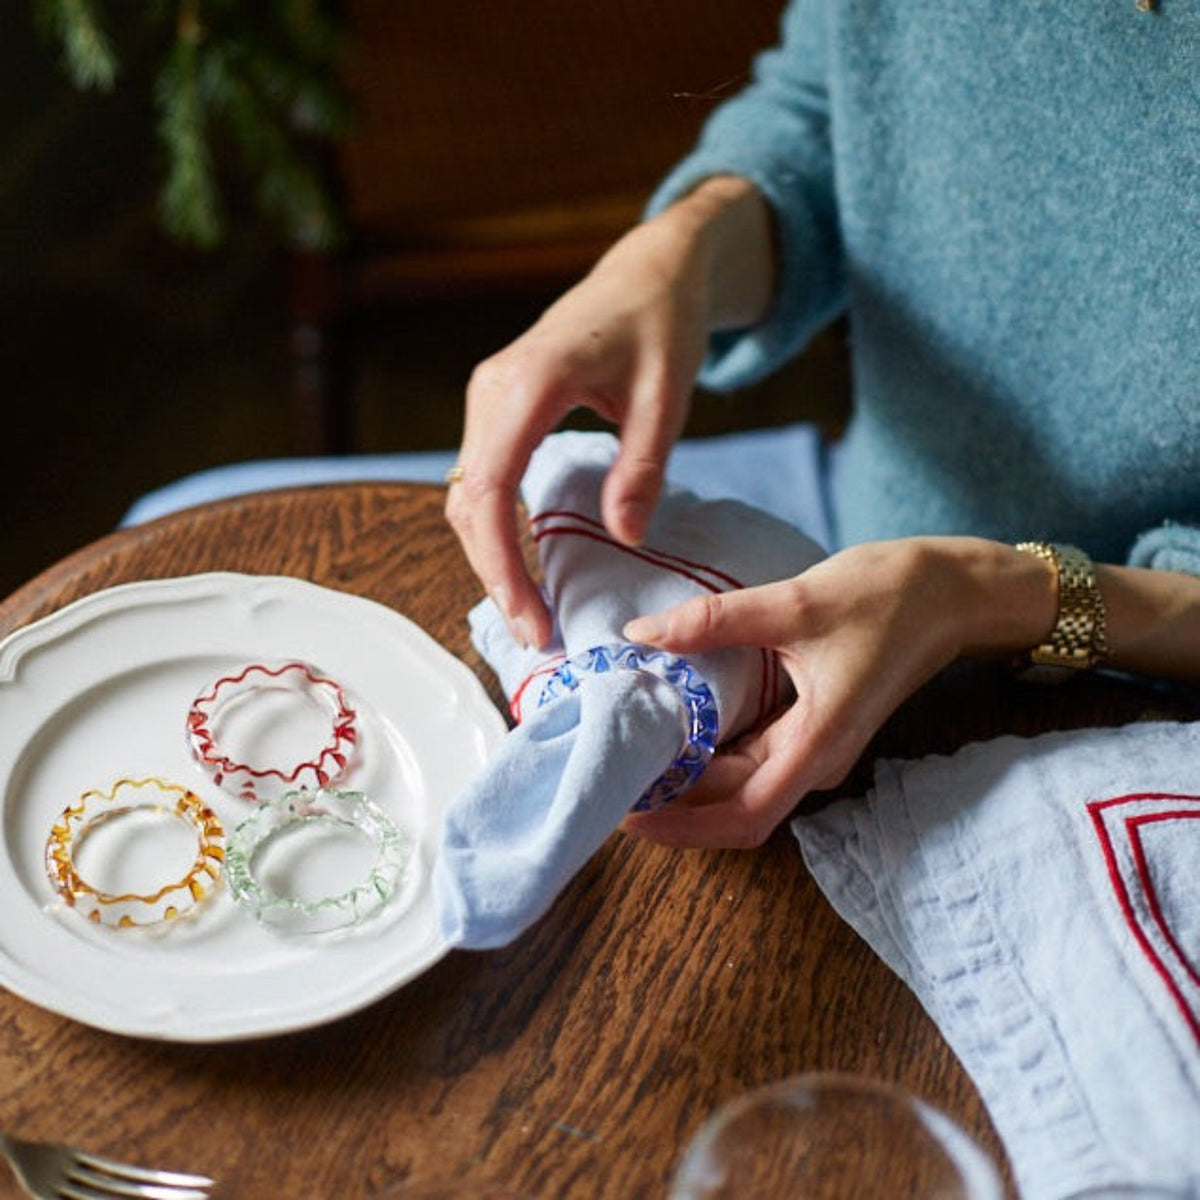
445,0,1200,848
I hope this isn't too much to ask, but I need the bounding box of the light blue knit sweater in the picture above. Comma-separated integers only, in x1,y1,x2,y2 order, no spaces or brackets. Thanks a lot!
650,0,1199,571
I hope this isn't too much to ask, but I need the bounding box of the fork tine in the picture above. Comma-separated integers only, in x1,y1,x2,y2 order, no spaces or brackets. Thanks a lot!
59,1166,211,1200
71,1150,214,1189
60,1154,212,1200
59,1171,211,1200
58,1175,211,1200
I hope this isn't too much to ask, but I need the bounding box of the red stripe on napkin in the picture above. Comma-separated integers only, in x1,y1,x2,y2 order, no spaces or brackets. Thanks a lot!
529,511,782,727
530,509,746,590
509,654,566,724
1088,792,1200,1046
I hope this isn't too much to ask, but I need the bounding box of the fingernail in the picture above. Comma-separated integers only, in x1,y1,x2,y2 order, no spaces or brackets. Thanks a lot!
616,499,649,544
511,615,537,650
623,616,664,643
490,584,512,612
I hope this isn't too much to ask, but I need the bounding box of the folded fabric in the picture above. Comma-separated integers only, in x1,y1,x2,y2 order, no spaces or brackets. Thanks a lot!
1128,521,1200,578
432,430,826,949
792,719,1200,1200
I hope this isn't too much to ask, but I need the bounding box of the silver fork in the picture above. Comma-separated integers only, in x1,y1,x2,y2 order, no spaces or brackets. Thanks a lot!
0,1133,213,1200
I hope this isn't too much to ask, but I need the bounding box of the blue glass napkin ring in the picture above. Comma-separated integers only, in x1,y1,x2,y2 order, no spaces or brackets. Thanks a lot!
535,642,718,811
224,787,410,936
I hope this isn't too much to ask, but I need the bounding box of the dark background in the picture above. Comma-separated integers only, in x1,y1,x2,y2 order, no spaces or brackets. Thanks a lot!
1,5,845,604
2,7,534,599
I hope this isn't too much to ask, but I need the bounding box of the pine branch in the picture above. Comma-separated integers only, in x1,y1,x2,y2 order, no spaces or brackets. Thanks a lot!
35,0,351,248
156,35,223,247
37,0,118,91
202,35,344,248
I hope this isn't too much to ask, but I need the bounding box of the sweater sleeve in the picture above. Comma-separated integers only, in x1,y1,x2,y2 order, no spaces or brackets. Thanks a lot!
1127,523,1200,577
644,0,845,392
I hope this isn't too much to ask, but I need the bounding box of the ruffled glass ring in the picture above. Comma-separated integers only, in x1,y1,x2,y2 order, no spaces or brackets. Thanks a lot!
224,787,410,935
535,642,718,811
45,776,226,928
186,660,358,802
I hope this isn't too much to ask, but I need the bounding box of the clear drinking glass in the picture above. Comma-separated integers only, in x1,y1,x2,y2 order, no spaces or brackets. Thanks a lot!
669,1072,1005,1200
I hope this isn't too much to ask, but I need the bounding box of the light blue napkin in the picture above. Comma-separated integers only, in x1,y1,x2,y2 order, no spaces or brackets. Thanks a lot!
432,431,825,949
793,720,1200,1200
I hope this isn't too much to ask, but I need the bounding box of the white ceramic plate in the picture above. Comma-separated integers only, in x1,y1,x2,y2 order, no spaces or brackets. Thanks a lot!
0,573,505,1042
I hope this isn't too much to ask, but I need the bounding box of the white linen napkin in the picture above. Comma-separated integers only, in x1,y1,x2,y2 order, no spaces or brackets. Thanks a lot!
432,431,825,949
792,719,1200,1200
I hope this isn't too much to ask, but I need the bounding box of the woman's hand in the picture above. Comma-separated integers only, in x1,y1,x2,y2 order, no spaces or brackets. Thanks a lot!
620,537,1060,849
445,176,776,650
446,219,706,649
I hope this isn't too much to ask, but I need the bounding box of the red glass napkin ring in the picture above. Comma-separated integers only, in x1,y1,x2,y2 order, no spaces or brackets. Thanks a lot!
535,642,718,811
186,660,358,802
45,776,226,928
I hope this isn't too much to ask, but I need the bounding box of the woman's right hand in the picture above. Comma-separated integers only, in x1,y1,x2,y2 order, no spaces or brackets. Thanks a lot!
445,176,776,650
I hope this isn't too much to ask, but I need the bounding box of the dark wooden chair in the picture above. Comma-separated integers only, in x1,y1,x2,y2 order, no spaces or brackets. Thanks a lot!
289,0,793,454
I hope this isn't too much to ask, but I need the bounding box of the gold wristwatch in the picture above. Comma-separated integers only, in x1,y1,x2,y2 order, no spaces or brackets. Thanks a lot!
1014,542,1109,679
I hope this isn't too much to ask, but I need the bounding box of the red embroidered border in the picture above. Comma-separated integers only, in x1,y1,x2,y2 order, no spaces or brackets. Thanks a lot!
1087,792,1200,1046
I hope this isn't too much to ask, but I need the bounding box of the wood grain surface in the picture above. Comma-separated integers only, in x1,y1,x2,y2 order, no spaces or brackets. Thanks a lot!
1,483,1193,1199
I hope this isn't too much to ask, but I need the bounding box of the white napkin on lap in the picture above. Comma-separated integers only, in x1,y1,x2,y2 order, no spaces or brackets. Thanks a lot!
432,431,825,949
792,719,1200,1200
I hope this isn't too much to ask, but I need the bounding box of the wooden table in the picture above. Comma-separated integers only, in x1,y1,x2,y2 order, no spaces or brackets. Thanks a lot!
1,483,1193,1199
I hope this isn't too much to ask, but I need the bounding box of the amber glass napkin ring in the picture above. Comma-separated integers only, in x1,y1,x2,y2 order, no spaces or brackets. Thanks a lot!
535,642,718,811
45,776,226,928
186,660,358,802
224,787,410,935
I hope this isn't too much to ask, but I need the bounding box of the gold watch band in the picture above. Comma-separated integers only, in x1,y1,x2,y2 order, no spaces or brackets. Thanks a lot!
1015,542,1110,672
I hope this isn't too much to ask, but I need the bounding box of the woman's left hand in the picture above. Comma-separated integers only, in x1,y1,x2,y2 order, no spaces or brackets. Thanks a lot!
620,537,1058,849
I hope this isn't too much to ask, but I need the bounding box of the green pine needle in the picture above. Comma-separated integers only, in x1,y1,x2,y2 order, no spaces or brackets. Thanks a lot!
40,0,119,90
36,0,350,247
156,38,223,247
